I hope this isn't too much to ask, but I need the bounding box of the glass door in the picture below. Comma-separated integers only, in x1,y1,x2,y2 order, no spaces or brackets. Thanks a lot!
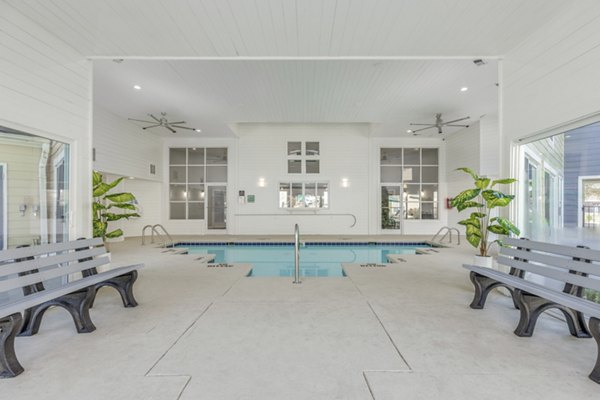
207,185,227,230
524,157,539,237
381,186,402,230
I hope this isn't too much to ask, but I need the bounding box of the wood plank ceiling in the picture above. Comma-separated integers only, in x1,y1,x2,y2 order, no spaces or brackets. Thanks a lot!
7,0,568,57
5,0,571,137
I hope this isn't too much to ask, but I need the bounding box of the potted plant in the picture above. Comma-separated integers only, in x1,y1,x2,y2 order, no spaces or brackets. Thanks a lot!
92,171,140,248
450,167,520,267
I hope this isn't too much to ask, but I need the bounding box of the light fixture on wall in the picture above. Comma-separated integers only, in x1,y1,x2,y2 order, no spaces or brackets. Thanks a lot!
32,205,40,217
19,204,27,216
341,178,349,188
258,178,266,187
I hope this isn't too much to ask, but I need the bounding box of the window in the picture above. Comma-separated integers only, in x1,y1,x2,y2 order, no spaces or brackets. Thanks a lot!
169,147,227,220
287,141,320,174
380,147,439,228
0,125,70,246
279,182,328,209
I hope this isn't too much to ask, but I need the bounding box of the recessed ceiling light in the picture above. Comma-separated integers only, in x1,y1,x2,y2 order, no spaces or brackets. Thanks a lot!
407,129,413,133
133,85,141,90
194,129,202,133
460,87,468,92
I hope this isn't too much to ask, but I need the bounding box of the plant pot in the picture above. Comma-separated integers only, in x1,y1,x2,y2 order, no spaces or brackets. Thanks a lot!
473,255,494,268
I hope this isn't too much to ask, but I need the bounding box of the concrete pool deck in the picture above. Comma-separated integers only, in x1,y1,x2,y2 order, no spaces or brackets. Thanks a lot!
1,235,598,399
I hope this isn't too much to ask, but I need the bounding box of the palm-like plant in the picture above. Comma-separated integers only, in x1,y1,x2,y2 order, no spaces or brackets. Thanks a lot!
450,167,520,257
92,171,140,240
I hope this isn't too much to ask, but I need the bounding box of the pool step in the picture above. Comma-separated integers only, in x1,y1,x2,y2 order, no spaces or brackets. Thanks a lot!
195,254,216,263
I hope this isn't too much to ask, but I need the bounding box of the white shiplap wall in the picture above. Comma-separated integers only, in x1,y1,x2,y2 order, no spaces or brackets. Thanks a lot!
234,124,371,235
93,107,162,181
0,3,91,239
446,123,480,229
101,174,162,239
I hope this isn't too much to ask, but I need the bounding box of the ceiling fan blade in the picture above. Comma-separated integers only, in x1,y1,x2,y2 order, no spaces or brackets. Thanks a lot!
443,116,470,125
149,114,161,123
410,126,435,133
141,124,162,129
445,124,470,127
165,126,177,134
409,123,435,127
128,118,155,124
171,125,196,130
168,121,186,125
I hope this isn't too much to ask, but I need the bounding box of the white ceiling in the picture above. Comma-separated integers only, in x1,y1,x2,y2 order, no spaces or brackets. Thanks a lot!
94,59,498,137
10,0,569,138
9,0,568,57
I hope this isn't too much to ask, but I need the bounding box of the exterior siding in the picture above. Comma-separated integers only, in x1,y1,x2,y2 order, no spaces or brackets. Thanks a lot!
564,122,600,226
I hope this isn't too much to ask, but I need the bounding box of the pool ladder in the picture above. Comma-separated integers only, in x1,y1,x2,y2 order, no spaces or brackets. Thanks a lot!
294,224,301,284
142,224,175,248
431,226,460,245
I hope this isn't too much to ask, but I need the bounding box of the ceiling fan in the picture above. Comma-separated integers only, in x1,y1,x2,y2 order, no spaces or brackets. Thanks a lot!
409,113,470,135
128,112,200,134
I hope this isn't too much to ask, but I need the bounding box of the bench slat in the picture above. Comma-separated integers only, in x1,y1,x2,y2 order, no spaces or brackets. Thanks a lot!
464,264,600,319
0,264,143,318
0,256,109,293
497,256,600,292
0,247,107,278
504,237,600,262
500,246,600,277
0,238,102,263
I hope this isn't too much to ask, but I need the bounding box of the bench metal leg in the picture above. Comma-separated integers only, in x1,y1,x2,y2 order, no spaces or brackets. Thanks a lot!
468,271,519,309
0,313,24,378
19,287,97,336
91,270,139,308
590,317,600,384
513,289,591,338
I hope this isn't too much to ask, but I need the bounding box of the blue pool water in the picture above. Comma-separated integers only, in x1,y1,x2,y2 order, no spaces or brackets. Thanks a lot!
177,242,431,277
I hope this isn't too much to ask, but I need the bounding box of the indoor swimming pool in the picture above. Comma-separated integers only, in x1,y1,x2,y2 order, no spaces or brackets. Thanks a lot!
177,242,432,277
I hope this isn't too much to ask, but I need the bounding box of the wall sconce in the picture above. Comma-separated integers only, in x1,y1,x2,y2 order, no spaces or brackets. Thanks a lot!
341,178,349,188
32,205,40,217
258,178,266,187
19,204,27,216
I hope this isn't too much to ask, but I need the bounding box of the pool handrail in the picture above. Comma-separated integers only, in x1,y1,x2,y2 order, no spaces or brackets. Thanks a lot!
293,224,301,284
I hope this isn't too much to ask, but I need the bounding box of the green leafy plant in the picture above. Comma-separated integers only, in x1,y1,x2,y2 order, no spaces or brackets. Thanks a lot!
92,171,140,240
450,167,520,257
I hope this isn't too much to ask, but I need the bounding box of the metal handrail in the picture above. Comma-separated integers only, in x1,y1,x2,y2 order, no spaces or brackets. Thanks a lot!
141,225,153,245
431,226,461,245
293,224,301,284
150,224,175,248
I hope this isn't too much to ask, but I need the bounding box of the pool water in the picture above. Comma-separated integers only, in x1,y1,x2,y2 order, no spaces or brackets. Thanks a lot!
179,242,431,277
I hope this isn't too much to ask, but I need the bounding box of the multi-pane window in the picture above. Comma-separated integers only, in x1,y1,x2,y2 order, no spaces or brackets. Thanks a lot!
287,141,320,174
169,147,227,220
279,182,329,208
380,148,438,227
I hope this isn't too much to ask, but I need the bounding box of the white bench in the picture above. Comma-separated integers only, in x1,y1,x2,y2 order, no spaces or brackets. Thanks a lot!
464,237,600,383
0,238,143,378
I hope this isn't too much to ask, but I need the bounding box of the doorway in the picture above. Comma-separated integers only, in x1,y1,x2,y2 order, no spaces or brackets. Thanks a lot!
207,185,227,230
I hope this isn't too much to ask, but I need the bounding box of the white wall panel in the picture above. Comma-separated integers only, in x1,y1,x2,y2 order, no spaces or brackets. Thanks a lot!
234,124,370,235
0,3,91,240
445,123,480,229
93,107,162,181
